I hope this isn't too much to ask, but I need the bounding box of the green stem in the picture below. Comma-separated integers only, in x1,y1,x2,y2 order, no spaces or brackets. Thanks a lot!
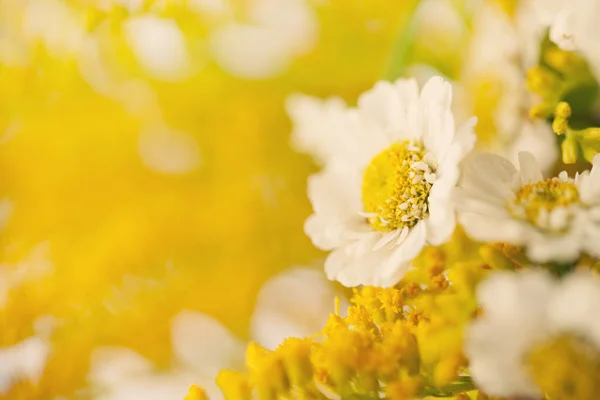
422,376,475,397
548,261,577,278
384,2,421,81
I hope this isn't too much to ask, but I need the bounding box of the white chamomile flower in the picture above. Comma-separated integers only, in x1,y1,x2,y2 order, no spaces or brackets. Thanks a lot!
455,3,558,174
289,76,476,287
466,269,600,399
455,151,600,263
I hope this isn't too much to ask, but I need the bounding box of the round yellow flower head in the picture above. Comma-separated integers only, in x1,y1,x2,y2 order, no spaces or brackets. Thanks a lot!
362,140,435,232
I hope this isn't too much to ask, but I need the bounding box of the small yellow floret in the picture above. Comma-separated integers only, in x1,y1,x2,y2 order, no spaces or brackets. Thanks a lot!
527,66,559,97
529,102,555,120
555,102,572,119
479,245,514,270
545,48,585,75
216,370,251,400
386,374,423,400
185,385,208,400
278,338,313,385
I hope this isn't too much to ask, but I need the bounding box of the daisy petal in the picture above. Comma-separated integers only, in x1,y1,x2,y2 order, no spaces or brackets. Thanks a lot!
518,152,543,185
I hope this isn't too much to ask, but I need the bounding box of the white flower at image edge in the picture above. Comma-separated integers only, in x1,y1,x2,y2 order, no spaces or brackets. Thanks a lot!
0,336,50,394
210,0,317,79
289,76,476,287
466,269,600,398
0,315,55,394
535,0,600,80
88,268,344,400
455,151,600,263
123,15,192,81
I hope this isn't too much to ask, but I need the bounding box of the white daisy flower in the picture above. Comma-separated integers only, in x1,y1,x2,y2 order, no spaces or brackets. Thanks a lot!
466,269,600,398
89,267,343,399
455,151,600,263
289,76,476,287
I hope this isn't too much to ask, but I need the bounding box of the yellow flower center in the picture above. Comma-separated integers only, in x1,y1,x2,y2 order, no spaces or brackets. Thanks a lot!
362,141,435,232
527,335,600,400
508,178,580,232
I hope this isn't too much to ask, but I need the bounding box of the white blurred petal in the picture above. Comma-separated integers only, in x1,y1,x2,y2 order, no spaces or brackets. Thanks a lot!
95,372,201,400
250,0,317,53
210,25,290,79
171,310,245,372
90,347,153,388
517,152,543,185
210,0,317,79
0,337,50,393
189,0,230,15
138,126,201,174
251,268,346,350
549,8,576,50
23,0,85,57
0,199,12,231
124,16,191,81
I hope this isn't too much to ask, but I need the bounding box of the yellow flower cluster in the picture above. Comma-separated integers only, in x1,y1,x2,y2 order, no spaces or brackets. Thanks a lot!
527,42,600,165
189,227,600,400
191,231,499,400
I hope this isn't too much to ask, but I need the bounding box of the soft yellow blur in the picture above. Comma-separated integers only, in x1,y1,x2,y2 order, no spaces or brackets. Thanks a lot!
0,0,430,397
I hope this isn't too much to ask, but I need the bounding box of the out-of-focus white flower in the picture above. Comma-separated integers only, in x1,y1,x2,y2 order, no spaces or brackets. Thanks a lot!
414,0,466,56
22,0,87,58
455,4,558,173
535,0,600,80
188,0,230,16
138,125,202,174
90,267,342,399
0,315,55,394
210,0,317,79
0,243,54,307
466,269,600,398
90,312,244,400
290,77,476,287
455,151,600,263
251,268,347,350
123,15,192,81
0,336,51,394
286,95,349,167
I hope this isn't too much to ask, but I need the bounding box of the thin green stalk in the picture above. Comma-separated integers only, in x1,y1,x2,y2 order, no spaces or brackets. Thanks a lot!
384,1,421,81
422,376,475,397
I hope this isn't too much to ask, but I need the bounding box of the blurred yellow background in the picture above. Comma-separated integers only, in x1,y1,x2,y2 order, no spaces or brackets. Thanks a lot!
0,0,473,397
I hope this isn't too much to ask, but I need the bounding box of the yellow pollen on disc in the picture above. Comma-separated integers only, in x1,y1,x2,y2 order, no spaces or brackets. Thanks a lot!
508,177,580,230
362,141,434,232
527,335,600,400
